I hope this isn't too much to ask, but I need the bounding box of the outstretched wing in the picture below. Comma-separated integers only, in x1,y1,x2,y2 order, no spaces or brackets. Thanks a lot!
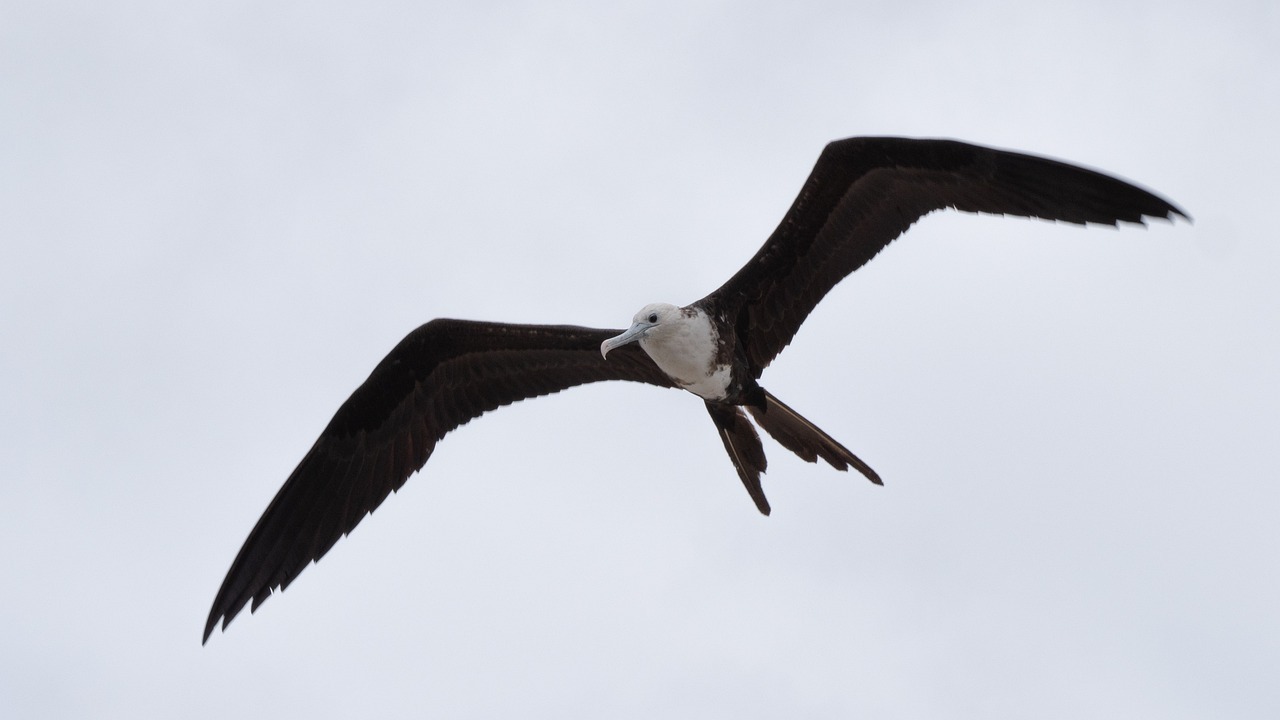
204,319,675,642
702,137,1188,375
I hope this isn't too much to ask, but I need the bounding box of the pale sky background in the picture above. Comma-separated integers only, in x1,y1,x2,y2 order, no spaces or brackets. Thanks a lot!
2,1,1277,718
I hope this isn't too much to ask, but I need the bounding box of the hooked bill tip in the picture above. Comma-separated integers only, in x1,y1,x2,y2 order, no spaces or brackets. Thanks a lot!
601,323,647,359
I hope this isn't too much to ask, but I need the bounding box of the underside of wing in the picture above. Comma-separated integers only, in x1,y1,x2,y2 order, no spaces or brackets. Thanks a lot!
204,319,675,642
703,137,1187,375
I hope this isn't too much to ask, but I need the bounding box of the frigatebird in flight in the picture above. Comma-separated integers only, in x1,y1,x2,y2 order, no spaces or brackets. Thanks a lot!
204,136,1186,643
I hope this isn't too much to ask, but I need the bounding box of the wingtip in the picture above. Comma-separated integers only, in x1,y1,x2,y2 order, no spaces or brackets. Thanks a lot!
1144,191,1190,226
1147,199,1191,225
201,619,217,646
203,600,240,645
860,462,884,486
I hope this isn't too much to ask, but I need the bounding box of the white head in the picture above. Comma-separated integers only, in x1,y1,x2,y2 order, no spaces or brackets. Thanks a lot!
599,302,683,358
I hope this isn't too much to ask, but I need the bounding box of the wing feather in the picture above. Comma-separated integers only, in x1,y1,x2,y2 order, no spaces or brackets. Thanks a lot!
204,319,674,642
702,137,1187,374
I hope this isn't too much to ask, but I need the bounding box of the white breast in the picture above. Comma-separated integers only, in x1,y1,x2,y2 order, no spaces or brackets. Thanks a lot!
639,308,733,401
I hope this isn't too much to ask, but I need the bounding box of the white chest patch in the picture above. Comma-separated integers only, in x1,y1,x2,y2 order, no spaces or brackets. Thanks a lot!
639,308,733,401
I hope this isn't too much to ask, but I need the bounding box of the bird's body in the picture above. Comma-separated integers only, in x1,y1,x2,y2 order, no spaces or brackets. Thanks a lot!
204,136,1187,643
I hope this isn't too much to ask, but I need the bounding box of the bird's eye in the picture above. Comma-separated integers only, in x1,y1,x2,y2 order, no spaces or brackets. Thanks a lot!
648,313,658,323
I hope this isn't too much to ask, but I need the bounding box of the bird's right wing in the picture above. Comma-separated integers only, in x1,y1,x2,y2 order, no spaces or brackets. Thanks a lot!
204,319,675,643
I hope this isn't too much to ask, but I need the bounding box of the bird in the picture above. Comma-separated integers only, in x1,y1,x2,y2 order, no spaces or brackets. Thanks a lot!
204,136,1186,643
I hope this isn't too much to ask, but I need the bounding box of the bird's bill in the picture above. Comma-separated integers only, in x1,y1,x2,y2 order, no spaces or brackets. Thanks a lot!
600,322,650,358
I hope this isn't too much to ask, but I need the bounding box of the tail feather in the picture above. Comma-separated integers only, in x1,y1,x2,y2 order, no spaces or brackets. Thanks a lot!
705,402,771,515
747,389,882,485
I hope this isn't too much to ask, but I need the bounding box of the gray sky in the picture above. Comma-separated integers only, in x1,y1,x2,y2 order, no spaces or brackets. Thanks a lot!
2,1,1277,718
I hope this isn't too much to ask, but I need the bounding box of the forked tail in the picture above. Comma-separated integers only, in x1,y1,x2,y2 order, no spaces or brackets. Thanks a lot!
705,389,880,516
747,389,881,484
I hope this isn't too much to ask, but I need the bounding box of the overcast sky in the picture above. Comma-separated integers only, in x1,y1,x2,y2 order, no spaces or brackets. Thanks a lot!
2,1,1277,718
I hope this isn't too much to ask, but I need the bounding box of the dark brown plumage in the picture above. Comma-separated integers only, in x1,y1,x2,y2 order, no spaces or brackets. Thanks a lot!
699,138,1187,377
205,137,1185,643
204,321,673,643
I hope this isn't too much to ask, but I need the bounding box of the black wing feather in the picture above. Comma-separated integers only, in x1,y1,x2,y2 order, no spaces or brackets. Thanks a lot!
702,137,1187,375
204,319,675,643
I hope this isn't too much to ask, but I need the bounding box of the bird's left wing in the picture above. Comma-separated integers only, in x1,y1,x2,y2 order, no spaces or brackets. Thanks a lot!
204,319,675,643
702,137,1187,375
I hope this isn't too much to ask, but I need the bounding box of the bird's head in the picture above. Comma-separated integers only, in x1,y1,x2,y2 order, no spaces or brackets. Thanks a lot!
600,302,682,358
